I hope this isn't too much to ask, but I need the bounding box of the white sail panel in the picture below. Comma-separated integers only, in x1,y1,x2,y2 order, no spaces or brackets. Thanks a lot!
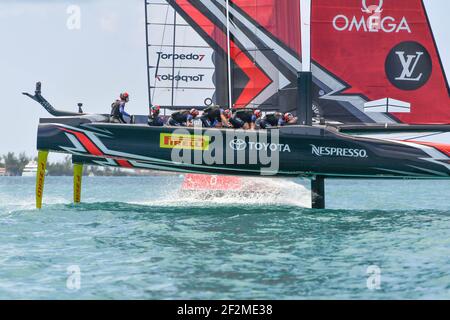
149,68,216,90
146,0,216,108
148,47,214,69
151,88,216,107
148,25,209,47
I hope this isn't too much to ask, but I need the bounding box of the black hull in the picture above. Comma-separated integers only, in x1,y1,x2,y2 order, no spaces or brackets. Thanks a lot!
36,117,450,179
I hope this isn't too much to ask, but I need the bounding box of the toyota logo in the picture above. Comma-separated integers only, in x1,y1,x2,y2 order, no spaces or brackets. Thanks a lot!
229,139,247,151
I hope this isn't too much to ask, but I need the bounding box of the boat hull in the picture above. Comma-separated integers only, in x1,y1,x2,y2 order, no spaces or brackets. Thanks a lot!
37,118,450,179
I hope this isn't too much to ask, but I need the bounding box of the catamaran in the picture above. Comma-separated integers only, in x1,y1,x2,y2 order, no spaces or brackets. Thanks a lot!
24,0,450,209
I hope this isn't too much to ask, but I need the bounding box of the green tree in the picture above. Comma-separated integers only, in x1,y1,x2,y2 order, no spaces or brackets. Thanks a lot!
2,152,30,176
47,156,73,176
18,152,30,174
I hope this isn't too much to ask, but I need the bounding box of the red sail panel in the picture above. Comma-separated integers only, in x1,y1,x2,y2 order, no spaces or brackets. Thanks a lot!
312,0,450,124
232,0,301,55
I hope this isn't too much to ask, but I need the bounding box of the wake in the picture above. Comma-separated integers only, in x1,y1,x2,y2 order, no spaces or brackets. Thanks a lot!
0,178,312,214
134,178,311,208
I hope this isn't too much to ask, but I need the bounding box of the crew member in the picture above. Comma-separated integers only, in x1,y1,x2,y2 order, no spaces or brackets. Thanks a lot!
258,112,298,129
110,92,131,123
282,113,298,126
167,108,199,127
200,105,232,128
148,105,164,127
229,109,262,130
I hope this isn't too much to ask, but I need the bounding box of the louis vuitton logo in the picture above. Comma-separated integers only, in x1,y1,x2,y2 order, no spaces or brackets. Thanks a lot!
394,51,424,82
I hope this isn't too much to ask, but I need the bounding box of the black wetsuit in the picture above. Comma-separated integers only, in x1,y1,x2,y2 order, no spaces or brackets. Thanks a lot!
201,106,224,127
167,110,194,126
230,109,257,129
259,112,284,129
148,114,164,127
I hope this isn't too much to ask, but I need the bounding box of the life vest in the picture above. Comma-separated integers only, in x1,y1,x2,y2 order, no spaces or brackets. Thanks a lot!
233,109,255,123
148,114,164,127
110,100,122,118
203,106,222,121
263,112,283,126
171,110,191,123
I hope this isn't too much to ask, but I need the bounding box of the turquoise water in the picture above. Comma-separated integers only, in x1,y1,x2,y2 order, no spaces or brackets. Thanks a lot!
1,176,450,299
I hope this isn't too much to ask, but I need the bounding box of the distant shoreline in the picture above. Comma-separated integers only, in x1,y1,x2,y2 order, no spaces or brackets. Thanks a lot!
0,174,181,177
0,152,180,177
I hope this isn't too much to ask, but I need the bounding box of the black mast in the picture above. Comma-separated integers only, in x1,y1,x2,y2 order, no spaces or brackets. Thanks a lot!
170,10,177,107
145,0,152,107
297,71,313,126
297,0,325,209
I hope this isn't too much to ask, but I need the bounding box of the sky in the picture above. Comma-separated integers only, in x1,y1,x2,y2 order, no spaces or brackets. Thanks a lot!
0,0,449,160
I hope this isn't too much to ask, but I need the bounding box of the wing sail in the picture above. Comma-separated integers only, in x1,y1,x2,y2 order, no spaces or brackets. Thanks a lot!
149,0,449,124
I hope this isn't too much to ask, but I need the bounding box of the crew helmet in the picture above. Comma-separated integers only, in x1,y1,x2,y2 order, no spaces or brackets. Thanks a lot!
120,92,130,101
190,108,200,118
284,112,294,122
223,109,232,119
254,109,262,118
151,105,161,115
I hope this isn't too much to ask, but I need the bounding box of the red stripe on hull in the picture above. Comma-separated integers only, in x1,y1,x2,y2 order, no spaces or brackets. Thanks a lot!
60,128,104,157
406,140,450,157
116,160,134,168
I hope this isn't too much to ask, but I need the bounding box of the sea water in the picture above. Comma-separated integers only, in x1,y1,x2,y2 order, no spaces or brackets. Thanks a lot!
0,176,449,299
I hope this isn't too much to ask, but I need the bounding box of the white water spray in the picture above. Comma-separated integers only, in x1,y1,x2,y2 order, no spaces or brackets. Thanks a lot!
174,177,312,207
